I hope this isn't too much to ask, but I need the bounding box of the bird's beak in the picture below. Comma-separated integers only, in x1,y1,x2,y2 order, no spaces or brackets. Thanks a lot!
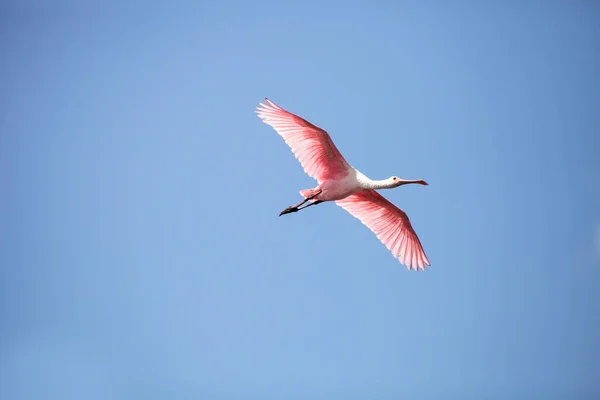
399,179,428,186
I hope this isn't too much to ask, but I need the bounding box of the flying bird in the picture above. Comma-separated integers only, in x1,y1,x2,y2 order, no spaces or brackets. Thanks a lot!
256,98,430,270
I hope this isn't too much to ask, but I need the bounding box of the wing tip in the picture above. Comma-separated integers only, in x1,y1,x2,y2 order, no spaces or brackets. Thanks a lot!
401,256,431,271
256,97,281,116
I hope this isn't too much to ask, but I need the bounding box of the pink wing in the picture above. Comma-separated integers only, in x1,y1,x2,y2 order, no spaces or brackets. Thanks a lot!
256,98,351,182
336,190,431,271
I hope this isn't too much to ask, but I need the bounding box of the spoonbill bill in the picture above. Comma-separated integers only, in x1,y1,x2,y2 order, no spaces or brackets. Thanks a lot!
256,98,430,270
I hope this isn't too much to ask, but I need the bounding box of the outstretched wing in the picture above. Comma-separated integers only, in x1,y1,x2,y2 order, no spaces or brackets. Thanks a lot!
256,98,351,182
336,189,431,270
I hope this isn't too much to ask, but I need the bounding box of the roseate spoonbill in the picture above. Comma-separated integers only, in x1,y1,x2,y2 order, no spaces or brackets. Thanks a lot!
256,98,430,270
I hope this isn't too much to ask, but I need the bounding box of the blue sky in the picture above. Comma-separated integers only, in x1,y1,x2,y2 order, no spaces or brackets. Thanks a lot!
1,1,599,399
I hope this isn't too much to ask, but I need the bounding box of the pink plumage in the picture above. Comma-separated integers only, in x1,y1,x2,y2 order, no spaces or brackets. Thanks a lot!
336,190,430,271
256,98,350,183
257,98,431,271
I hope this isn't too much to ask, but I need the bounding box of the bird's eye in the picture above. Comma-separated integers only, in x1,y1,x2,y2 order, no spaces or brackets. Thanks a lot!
393,177,397,180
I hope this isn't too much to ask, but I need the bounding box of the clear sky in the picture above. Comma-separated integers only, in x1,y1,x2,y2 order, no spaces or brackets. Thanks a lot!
1,1,599,399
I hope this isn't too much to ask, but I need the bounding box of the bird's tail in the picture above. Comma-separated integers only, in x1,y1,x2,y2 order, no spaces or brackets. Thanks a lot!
299,188,320,202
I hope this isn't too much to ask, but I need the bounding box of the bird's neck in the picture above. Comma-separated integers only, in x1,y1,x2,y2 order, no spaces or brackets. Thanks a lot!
355,171,394,190
363,178,395,190
371,179,395,189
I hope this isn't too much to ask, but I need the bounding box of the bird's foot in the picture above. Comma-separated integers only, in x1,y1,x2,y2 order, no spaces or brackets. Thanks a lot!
279,206,298,216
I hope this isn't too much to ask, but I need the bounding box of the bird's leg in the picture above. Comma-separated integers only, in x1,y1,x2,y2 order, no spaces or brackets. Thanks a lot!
279,191,322,216
296,200,323,211
279,200,323,216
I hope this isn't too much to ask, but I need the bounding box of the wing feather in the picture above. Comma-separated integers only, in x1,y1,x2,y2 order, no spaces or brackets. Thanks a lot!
336,189,430,270
256,98,351,182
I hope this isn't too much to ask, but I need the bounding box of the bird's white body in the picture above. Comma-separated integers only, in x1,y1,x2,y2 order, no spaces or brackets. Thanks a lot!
308,168,417,202
315,167,363,202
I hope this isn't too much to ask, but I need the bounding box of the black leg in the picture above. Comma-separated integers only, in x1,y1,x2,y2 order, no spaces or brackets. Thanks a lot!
297,200,323,211
279,191,322,216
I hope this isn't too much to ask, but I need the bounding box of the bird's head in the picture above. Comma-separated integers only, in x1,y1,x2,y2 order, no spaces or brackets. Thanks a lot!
389,176,429,187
